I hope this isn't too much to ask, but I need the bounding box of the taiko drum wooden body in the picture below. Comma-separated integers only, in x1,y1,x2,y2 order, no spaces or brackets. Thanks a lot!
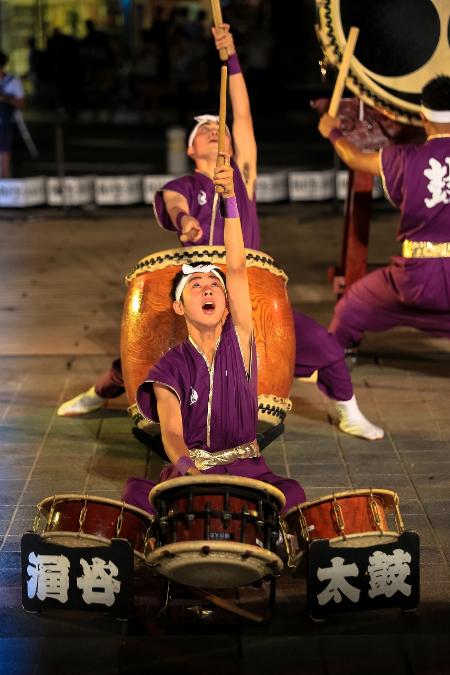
121,246,295,425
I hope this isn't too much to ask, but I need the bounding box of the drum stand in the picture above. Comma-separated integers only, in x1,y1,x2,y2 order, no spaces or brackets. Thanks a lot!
156,576,278,635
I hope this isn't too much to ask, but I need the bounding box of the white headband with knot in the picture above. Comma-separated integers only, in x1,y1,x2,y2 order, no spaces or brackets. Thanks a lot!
175,263,226,302
421,105,450,123
188,114,231,148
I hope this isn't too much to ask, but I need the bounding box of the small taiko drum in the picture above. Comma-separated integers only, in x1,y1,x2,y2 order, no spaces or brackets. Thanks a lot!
282,489,404,550
146,475,285,588
34,494,155,562
121,246,295,426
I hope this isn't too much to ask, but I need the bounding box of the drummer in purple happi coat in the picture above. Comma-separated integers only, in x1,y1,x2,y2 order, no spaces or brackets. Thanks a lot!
123,155,305,516
319,75,450,349
57,22,383,441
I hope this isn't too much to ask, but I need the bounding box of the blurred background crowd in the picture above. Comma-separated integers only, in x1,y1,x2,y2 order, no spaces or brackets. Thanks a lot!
1,0,323,123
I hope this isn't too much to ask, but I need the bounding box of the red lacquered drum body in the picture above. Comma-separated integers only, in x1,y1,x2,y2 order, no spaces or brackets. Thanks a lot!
146,476,285,588
282,489,404,549
121,247,295,425
35,494,154,561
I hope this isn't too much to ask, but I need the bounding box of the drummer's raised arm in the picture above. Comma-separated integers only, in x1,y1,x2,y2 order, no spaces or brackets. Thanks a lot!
214,153,253,368
212,24,257,198
319,112,381,176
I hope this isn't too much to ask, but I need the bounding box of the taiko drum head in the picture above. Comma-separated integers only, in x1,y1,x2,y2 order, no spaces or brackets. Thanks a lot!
316,0,450,125
145,540,283,588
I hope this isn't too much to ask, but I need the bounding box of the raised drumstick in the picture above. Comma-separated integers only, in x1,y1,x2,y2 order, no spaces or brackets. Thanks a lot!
211,0,228,61
328,26,359,117
209,64,228,243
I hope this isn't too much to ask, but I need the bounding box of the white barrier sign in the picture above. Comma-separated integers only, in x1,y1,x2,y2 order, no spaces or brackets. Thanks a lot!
46,176,95,206
0,177,46,207
95,176,143,205
256,172,288,203
288,170,335,201
336,171,383,200
143,175,176,204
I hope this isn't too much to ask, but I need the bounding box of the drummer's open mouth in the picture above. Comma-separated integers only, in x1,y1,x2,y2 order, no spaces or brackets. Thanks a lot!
202,301,216,314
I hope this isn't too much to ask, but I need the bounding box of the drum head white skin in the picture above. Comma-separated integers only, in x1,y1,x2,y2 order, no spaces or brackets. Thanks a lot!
146,541,284,588
329,531,400,548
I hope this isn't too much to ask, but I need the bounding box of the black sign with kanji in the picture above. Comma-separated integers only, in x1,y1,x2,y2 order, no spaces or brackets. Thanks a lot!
307,531,420,620
21,533,134,619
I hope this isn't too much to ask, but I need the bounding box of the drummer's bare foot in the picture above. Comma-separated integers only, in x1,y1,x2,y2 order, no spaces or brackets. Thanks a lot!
57,386,106,416
334,395,384,441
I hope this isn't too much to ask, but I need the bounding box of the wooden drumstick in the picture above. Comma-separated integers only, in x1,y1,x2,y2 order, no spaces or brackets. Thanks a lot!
328,26,359,117
211,0,228,61
209,65,228,244
191,588,265,623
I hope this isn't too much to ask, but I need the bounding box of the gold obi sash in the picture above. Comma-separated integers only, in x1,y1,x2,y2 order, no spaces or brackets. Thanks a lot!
402,239,450,258
189,439,260,471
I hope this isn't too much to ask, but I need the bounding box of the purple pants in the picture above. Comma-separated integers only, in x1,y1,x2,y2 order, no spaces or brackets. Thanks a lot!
96,312,352,402
122,457,306,517
330,257,450,348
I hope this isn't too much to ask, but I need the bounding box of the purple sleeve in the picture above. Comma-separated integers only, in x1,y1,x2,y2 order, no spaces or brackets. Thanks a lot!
380,145,411,207
153,176,192,232
136,356,182,422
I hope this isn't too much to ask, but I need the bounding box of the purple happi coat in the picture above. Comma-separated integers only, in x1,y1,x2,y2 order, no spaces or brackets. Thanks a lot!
154,158,260,250
330,136,450,347
122,315,305,515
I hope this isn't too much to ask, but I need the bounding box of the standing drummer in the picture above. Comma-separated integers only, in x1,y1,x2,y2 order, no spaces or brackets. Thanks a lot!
122,155,305,515
318,75,450,350
58,22,383,442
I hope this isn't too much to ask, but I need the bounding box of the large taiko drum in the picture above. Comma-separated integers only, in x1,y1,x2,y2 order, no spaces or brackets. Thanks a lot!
34,494,155,562
315,0,450,125
146,475,285,588
282,488,405,551
121,246,295,426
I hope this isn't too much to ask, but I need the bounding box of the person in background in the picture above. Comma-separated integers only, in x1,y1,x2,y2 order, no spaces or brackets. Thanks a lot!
0,51,25,177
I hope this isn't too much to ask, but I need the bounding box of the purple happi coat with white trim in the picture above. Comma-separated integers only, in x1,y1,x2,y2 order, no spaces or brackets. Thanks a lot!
330,136,450,347
122,315,305,515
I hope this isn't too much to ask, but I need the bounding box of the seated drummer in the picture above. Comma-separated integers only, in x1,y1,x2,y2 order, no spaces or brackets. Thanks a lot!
122,154,305,515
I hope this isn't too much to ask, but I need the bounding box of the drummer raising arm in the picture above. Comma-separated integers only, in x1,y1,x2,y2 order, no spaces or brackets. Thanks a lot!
318,75,450,350
123,155,305,515
153,154,252,476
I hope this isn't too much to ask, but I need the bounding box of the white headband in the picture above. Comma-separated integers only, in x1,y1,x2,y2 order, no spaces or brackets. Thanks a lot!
421,105,450,123
175,264,226,302
187,114,231,148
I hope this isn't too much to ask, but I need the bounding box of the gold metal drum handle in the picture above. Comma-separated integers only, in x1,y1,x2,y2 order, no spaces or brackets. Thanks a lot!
297,506,310,542
332,498,345,536
116,503,125,537
46,495,57,534
369,492,383,532
78,498,88,534
280,520,297,569
394,493,405,533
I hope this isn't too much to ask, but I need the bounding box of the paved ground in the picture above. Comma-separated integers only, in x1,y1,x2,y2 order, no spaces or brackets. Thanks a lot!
0,202,449,674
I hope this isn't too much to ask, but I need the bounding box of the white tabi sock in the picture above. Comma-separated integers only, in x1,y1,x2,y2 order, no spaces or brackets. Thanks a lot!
333,395,384,441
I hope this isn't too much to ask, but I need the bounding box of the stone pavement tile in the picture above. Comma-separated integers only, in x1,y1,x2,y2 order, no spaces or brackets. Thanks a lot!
30,465,89,480
410,474,450,488
0,520,10,535
0,638,41,675
427,515,450,548
9,518,39,536
48,417,103,438
0,442,40,457
337,435,397,453
345,473,412,488
399,498,427,515
0,466,31,480
0,552,21,569
0,506,15,520
40,440,96,456
0,425,46,445
346,460,405,475
1,536,22,552
404,461,450,476
391,438,450,451
0,481,26,506
400,451,450,466
420,546,446,565
0,455,37,469
84,475,126,490
402,515,438,546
